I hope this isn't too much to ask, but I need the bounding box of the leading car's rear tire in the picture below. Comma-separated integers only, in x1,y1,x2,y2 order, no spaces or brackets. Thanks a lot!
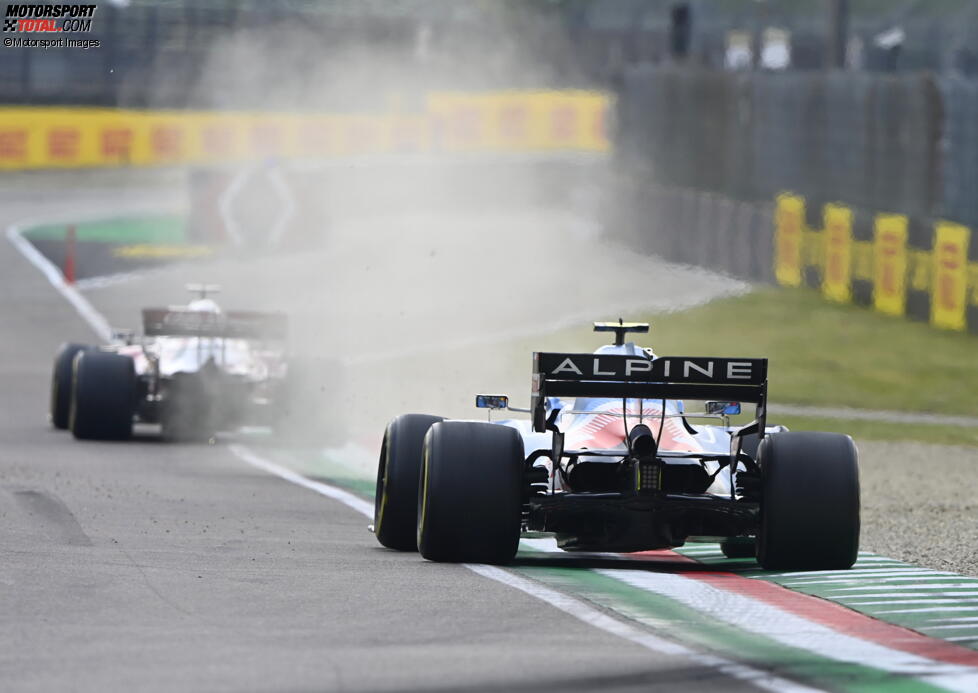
374,414,444,551
70,350,136,441
50,342,88,429
757,432,860,571
418,421,524,564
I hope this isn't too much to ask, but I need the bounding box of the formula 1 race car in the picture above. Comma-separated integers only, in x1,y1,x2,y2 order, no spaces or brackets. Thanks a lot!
373,322,860,571
49,285,291,441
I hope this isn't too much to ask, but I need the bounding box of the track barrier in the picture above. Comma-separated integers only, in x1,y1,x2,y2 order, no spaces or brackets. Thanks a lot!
0,90,610,171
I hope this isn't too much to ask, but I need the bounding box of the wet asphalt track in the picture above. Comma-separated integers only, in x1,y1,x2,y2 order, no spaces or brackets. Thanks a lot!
0,181,767,692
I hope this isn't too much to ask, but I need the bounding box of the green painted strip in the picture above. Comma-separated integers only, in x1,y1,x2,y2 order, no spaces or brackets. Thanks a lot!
275,449,376,499
513,552,952,693
24,215,186,244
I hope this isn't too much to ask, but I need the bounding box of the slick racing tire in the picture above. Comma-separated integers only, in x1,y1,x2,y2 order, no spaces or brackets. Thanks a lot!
70,350,136,441
418,421,524,564
720,537,756,559
757,432,860,571
50,342,88,429
374,414,444,551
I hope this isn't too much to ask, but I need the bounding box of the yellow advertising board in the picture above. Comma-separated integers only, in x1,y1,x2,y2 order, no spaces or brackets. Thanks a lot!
930,221,971,331
424,89,609,153
773,193,804,287
872,214,908,317
821,203,853,303
0,90,611,171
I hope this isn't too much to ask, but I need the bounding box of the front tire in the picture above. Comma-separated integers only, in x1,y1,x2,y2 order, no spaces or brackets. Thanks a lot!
50,342,88,429
374,414,444,551
418,421,524,564
757,432,860,571
70,350,136,441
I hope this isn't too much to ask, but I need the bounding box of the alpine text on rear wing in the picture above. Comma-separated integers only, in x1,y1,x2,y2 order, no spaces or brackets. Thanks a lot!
530,353,767,433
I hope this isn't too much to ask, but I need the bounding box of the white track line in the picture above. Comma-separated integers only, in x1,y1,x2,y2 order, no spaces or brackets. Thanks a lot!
229,444,819,693
6,224,112,340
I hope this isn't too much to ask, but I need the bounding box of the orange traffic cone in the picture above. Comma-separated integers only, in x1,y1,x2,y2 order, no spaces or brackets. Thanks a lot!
64,225,76,284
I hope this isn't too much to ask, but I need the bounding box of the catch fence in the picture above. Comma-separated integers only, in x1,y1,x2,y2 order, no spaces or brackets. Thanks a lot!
613,67,978,334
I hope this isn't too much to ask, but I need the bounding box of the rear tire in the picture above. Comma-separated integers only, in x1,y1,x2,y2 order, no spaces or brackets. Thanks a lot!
70,351,136,441
757,432,860,571
418,421,524,564
50,342,87,429
374,414,444,551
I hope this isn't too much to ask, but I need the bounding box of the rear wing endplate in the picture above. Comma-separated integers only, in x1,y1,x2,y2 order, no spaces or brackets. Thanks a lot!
531,352,767,434
142,308,288,339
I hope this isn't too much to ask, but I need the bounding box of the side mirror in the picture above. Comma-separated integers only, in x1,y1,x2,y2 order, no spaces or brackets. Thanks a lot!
475,394,509,410
705,401,741,416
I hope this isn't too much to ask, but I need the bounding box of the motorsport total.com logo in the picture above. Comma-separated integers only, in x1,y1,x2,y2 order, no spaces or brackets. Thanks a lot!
4,4,95,32
3,4,99,49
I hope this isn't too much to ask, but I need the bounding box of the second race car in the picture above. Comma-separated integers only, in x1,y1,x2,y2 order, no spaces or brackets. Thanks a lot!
50,284,291,441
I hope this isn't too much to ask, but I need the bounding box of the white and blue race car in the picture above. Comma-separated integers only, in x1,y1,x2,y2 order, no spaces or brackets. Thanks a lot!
374,322,860,571
50,285,290,442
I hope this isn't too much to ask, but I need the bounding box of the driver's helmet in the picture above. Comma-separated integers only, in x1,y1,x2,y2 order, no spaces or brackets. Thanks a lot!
571,342,682,416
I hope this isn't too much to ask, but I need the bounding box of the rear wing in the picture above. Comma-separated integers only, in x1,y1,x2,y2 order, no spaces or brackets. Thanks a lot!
142,308,288,340
531,352,767,433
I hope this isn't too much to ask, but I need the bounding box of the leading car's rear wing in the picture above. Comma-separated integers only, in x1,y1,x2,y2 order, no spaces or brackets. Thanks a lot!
531,352,767,433
142,308,288,340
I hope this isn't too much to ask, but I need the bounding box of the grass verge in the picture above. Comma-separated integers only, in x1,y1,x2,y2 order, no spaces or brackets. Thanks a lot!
24,215,186,244
775,415,978,448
